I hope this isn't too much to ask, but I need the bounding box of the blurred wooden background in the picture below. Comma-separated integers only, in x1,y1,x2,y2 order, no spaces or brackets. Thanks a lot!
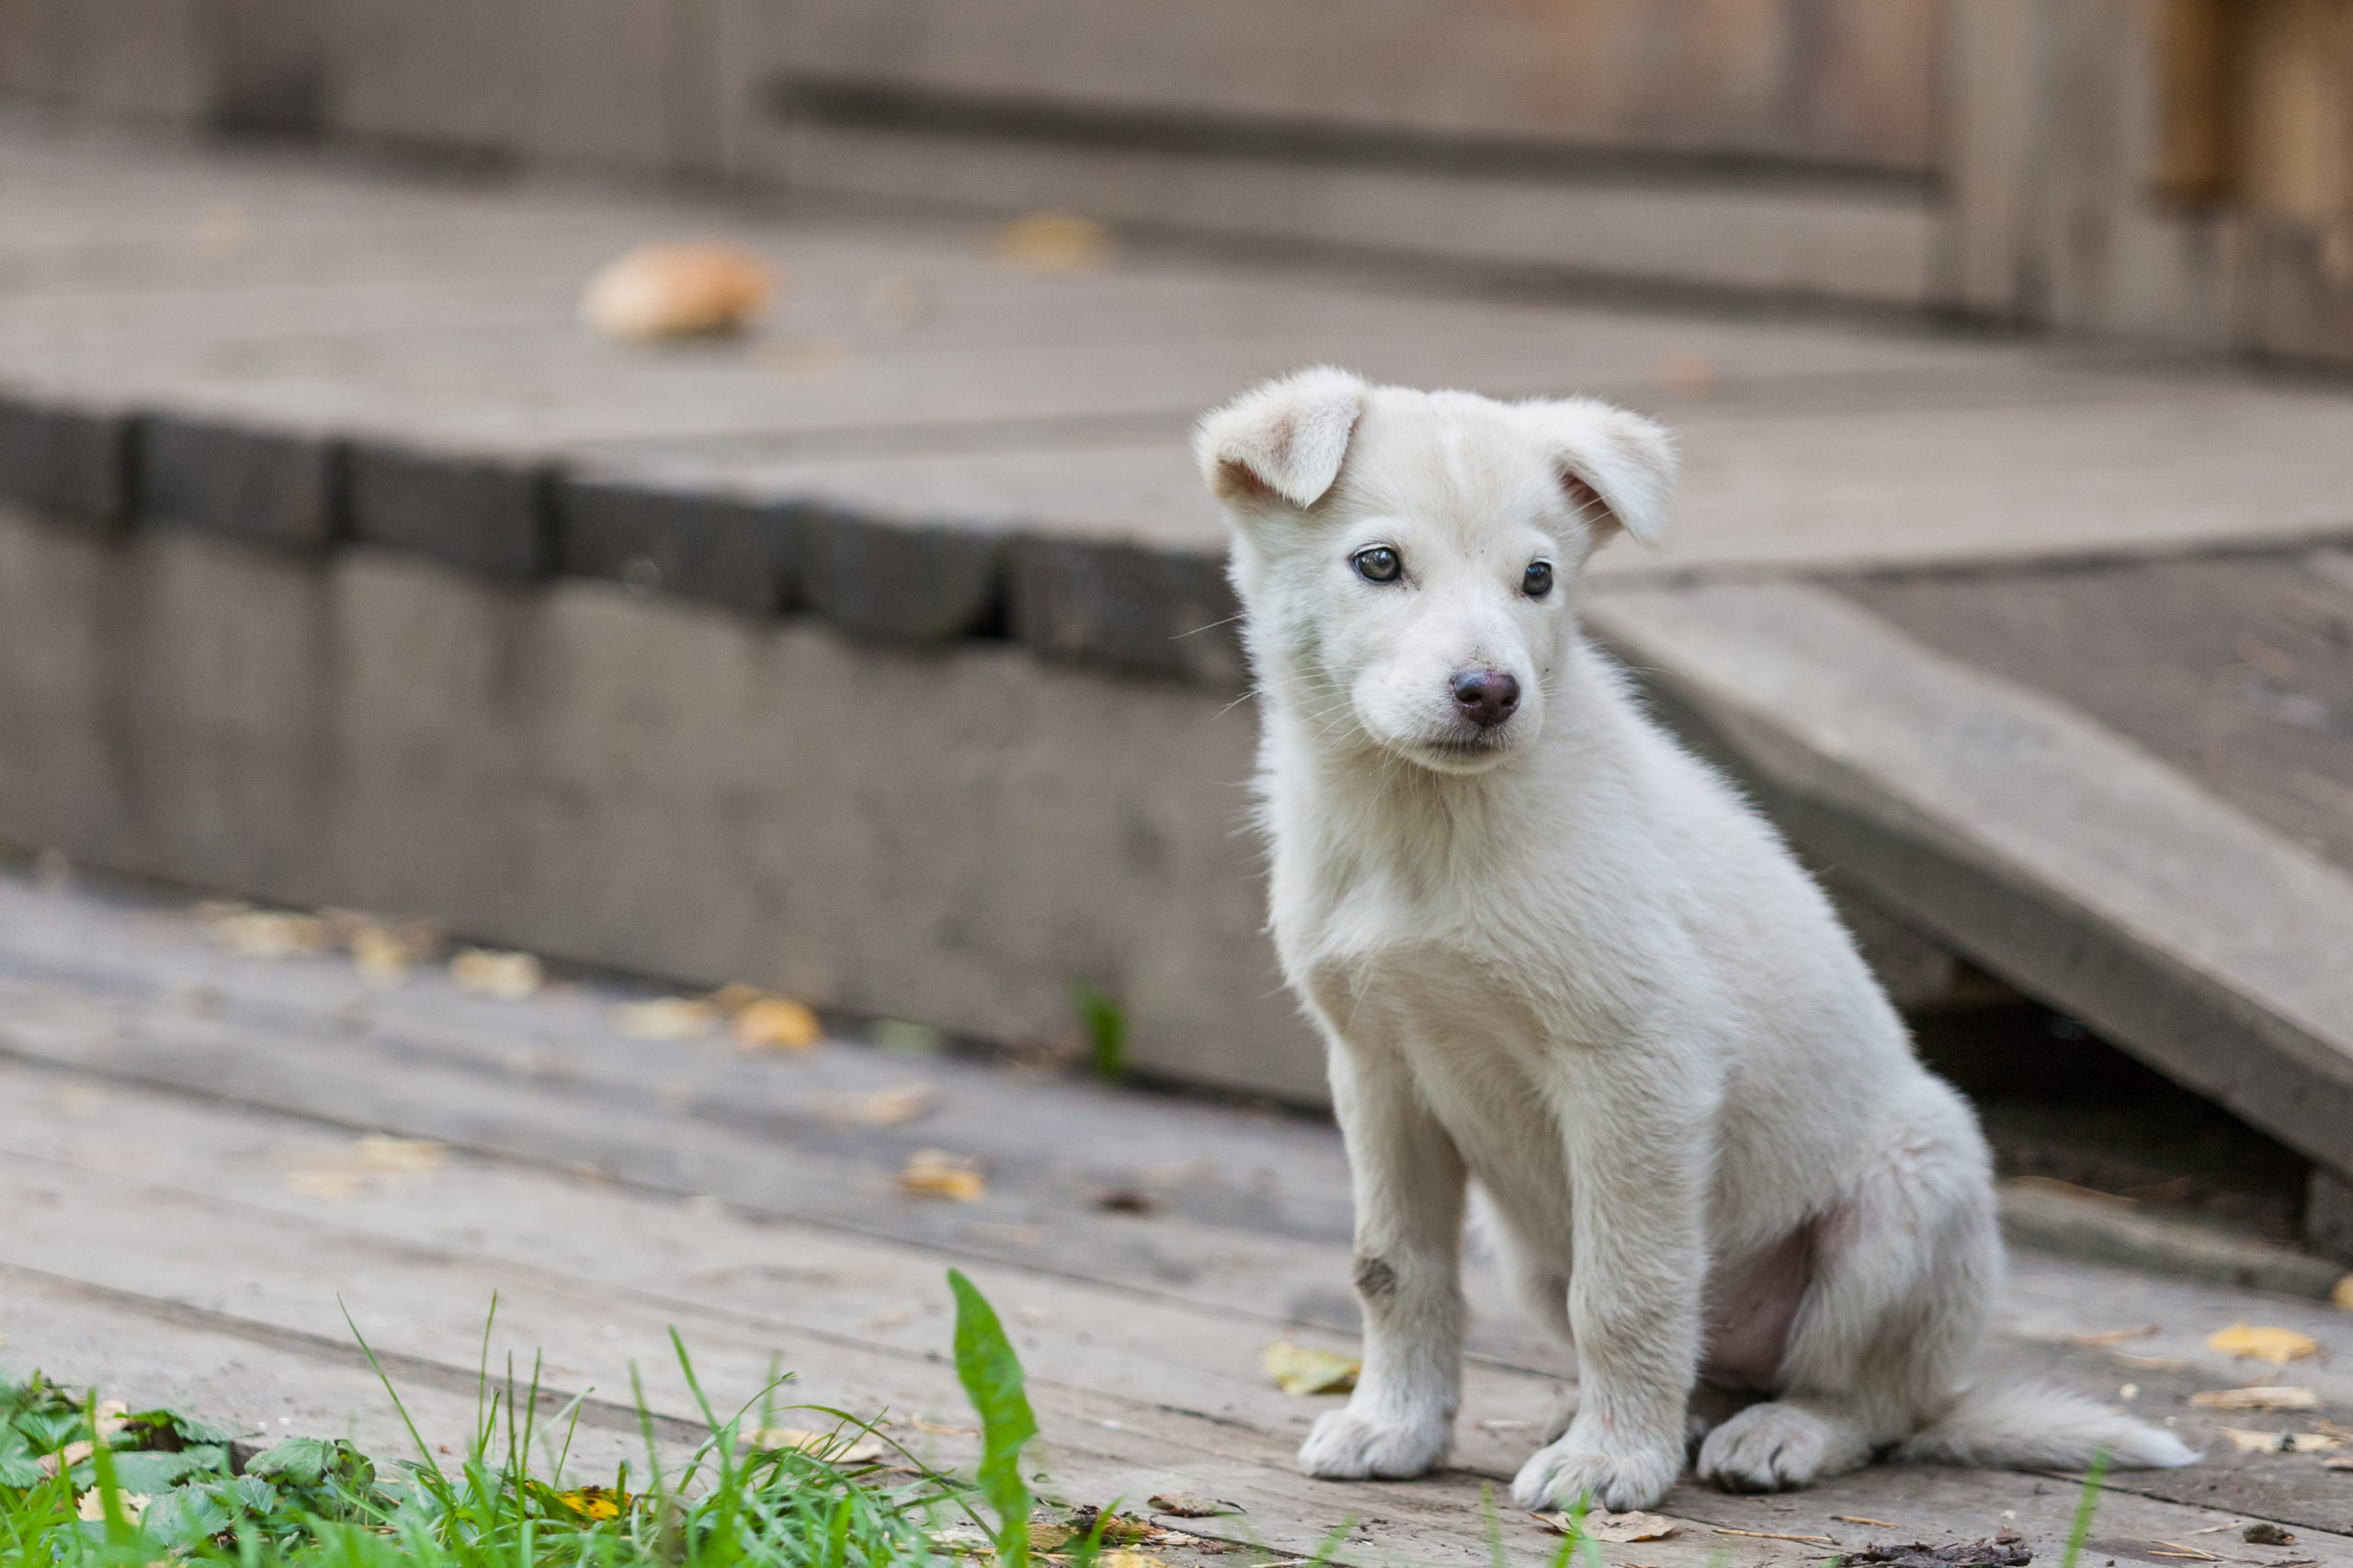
0,0,2347,358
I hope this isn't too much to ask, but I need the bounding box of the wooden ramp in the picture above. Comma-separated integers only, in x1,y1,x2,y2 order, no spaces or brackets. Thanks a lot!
6,867,2353,1565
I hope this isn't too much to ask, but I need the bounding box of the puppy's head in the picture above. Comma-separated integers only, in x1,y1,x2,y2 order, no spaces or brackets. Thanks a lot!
1196,367,1675,775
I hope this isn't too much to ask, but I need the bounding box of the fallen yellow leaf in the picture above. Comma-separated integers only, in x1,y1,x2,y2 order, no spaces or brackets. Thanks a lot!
210,908,329,960
2333,1275,2353,1312
451,949,541,1001
39,1440,94,1476
582,242,775,341
2222,1427,2291,1452
2190,1386,2319,1411
995,211,1113,273
1098,1553,1175,1568
1534,1508,1678,1542
551,1486,629,1520
2207,1324,2319,1366
612,997,714,1040
822,1084,938,1126
1262,1341,1359,1396
734,997,823,1051
347,920,437,985
356,1134,446,1174
1148,1492,1241,1518
76,1489,148,1522
898,1150,985,1202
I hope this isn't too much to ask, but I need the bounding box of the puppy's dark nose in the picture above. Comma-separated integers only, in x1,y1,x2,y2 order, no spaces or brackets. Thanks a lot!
1450,668,1520,728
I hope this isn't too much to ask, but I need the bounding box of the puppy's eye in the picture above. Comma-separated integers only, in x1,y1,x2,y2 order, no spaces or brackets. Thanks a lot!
1352,546,1404,584
1523,561,1555,598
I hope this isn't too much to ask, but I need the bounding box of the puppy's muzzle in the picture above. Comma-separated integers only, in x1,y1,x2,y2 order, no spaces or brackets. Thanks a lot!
1449,668,1520,729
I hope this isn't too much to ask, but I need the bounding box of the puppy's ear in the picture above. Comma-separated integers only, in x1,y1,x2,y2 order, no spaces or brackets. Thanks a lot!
1195,366,1367,512
1518,397,1677,549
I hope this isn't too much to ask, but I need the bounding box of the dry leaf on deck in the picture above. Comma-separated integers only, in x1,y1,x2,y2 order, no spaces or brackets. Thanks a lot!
348,921,436,985
1847,1544,2030,1568
2216,1427,2336,1452
210,908,330,960
2206,1324,2319,1366
582,243,775,340
551,1486,629,1520
2191,1386,2319,1411
1262,1341,1359,1396
356,1134,445,1174
613,997,713,1040
898,1150,985,1202
1148,1492,1241,1518
822,1084,938,1127
1098,1553,1176,1568
1532,1508,1677,1542
734,997,824,1051
451,949,542,1001
995,211,1112,272
39,1440,94,1476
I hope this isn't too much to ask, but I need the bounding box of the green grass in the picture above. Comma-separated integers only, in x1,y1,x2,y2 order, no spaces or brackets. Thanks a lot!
1069,987,1128,1085
0,1274,1039,1568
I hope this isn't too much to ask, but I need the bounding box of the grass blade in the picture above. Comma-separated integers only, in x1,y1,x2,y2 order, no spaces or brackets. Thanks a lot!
947,1268,1039,1568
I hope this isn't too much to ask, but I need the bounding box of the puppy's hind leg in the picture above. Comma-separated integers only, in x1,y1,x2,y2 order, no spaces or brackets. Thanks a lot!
1699,1086,1998,1494
1298,1040,1468,1482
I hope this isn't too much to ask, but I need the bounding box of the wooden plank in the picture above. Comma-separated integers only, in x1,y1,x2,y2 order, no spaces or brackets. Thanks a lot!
11,1048,2353,1553
1834,551,2353,879
762,121,1940,306
1937,0,2036,315
741,0,1939,174
1586,580,2353,1186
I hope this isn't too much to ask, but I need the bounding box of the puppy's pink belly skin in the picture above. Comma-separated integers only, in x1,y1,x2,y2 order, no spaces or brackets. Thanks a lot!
1699,1219,1818,1392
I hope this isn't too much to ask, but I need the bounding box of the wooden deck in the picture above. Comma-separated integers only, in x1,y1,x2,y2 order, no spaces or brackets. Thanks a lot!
6,865,2353,1565
3,114,2353,1562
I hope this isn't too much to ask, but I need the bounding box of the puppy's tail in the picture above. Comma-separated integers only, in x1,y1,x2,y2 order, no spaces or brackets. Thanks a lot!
1893,1383,2200,1471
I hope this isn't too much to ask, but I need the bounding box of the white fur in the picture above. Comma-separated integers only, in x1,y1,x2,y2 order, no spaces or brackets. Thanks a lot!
1196,368,2197,1509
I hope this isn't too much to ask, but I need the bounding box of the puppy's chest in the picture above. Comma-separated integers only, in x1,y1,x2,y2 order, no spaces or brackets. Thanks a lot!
1306,943,1565,1149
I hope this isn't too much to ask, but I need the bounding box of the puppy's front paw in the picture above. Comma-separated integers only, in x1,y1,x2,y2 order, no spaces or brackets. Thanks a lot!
1298,1407,1451,1480
1696,1401,1835,1493
1509,1430,1682,1513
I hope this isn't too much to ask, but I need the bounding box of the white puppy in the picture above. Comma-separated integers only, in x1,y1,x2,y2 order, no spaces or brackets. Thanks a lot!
1194,368,2196,1510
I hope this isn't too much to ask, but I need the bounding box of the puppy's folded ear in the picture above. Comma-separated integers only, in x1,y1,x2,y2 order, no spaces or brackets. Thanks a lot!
1195,366,1367,512
1518,397,1677,548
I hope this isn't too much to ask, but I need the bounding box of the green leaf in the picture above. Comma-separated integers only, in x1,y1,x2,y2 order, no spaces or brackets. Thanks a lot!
122,1405,245,1447
140,1483,234,1551
14,1410,80,1449
243,1436,377,1515
949,1267,1039,1568
108,1449,205,1493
